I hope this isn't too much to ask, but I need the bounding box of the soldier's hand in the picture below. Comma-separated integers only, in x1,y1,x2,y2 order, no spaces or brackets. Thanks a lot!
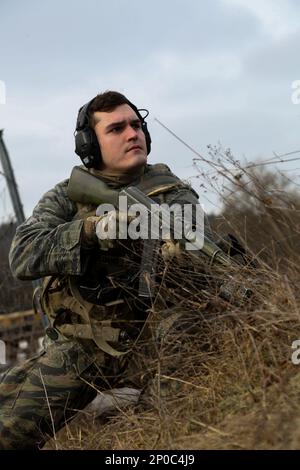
96,211,127,251
82,211,136,251
82,215,109,250
161,239,182,261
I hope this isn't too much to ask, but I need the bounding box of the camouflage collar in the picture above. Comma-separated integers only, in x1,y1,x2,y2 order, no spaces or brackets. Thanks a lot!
89,165,146,189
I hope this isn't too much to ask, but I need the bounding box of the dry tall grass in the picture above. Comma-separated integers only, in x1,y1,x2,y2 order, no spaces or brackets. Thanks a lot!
40,151,300,449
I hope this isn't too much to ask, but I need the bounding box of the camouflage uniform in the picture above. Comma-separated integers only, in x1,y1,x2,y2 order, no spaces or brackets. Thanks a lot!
0,163,212,449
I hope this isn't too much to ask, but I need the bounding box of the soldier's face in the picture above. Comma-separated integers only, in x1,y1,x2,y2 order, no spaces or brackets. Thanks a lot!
93,104,148,173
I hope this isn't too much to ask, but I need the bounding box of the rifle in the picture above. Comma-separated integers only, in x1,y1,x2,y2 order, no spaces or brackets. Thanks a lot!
67,166,252,305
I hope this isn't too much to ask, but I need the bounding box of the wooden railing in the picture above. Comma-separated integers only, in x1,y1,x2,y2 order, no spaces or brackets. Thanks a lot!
0,310,45,365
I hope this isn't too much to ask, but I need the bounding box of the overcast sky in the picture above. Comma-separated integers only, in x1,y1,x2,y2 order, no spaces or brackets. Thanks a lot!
0,0,300,220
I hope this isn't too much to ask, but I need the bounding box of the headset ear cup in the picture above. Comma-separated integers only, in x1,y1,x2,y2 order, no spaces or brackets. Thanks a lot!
74,127,102,168
142,122,151,155
90,130,102,167
74,97,102,168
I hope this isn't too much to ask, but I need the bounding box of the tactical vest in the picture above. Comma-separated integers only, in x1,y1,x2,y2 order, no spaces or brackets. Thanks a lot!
40,164,192,357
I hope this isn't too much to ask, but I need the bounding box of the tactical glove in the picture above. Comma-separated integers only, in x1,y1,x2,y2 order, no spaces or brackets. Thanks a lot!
82,211,136,251
82,216,98,248
161,239,182,261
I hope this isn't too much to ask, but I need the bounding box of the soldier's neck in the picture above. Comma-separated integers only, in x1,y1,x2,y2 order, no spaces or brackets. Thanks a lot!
90,165,146,188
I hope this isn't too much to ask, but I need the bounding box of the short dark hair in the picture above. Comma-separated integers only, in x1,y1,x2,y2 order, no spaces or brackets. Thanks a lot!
88,90,133,127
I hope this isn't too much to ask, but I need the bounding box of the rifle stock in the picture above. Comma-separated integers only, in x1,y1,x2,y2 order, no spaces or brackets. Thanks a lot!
67,166,119,207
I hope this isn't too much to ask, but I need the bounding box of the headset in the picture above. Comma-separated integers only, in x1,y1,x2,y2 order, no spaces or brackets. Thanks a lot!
74,97,152,168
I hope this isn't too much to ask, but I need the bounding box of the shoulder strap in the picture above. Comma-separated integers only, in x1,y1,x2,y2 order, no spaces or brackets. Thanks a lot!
136,164,188,196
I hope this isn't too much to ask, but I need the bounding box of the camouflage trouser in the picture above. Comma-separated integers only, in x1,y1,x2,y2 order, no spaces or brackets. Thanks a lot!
0,336,131,450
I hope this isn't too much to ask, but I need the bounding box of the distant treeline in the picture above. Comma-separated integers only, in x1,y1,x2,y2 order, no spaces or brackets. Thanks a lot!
0,222,33,314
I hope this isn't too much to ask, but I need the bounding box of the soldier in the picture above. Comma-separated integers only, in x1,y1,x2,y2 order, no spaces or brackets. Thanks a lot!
0,91,213,449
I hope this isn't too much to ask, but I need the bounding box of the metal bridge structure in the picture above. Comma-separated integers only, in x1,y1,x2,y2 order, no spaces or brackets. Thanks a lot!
0,130,45,365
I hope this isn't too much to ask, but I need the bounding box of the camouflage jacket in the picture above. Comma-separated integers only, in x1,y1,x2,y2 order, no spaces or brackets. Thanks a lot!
9,163,213,281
